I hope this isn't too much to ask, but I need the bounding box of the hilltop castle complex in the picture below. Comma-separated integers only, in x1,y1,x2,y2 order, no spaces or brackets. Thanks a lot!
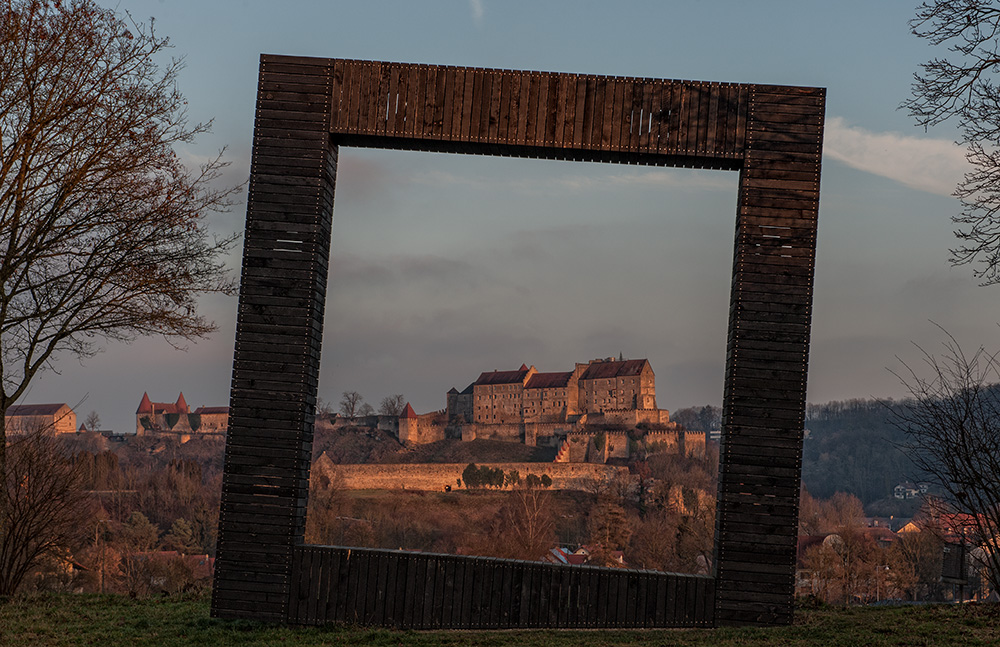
397,357,702,460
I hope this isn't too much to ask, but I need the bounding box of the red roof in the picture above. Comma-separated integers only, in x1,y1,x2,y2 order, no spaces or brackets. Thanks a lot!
526,372,574,389
400,403,418,419
579,359,649,380
137,392,190,415
7,403,68,416
193,406,229,415
475,368,530,386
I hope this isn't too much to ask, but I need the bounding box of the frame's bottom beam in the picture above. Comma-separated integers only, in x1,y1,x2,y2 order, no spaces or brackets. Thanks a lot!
277,545,716,629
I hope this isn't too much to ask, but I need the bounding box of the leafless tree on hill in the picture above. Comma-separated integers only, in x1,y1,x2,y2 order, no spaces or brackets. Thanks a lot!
338,391,365,419
378,394,406,417
84,411,101,432
891,331,1000,594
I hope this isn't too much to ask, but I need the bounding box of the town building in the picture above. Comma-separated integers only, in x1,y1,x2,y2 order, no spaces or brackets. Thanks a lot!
5,403,77,435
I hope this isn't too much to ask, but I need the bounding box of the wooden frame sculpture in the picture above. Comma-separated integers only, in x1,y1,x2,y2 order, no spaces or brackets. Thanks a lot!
212,55,825,628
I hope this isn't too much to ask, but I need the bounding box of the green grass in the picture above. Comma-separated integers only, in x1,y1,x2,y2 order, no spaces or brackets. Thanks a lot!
3,594,1000,646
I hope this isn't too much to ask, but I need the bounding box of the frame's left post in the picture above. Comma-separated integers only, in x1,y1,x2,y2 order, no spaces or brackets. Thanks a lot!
212,55,336,622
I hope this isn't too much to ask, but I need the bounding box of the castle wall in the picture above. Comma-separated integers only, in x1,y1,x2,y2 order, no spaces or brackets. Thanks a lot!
317,462,629,492
399,415,446,445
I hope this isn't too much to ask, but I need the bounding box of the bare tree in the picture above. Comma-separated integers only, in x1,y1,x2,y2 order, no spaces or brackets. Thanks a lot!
378,394,406,417
891,332,1000,594
0,0,238,471
0,428,93,595
84,410,101,432
338,391,365,419
904,2,1000,284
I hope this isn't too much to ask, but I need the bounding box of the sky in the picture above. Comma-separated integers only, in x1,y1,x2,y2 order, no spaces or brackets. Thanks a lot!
21,1,1000,434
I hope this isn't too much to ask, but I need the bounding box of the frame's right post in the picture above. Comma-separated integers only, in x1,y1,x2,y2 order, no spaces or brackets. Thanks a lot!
714,84,826,626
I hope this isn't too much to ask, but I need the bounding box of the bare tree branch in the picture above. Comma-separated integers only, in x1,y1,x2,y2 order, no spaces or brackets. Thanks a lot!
890,328,1000,593
904,1,1000,284
0,1,240,469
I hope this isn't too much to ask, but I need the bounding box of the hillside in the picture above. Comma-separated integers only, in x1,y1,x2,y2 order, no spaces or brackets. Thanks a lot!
310,423,557,465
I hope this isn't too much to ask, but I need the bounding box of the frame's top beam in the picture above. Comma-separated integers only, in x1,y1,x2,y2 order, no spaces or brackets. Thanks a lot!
258,54,824,170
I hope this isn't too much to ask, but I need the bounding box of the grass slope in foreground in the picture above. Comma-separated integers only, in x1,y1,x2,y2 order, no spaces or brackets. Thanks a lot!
3,594,1000,647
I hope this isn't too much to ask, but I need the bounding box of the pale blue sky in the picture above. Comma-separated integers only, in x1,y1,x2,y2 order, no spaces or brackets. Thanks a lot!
24,1,1000,434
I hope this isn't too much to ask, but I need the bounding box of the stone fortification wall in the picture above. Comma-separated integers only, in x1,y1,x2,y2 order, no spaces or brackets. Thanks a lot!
318,462,628,492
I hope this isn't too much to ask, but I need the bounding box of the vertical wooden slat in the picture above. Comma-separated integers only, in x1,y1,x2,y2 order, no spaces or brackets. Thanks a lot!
656,82,673,154
705,83,719,156
458,68,474,143
441,67,457,140
572,76,587,148
372,63,389,135
423,66,438,138
488,71,502,144
609,78,626,151
553,75,569,147
433,67,448,137
534,74,550,145
357,62,372,134
329,59,346,132
562,76,578,151
514,72,530,145
498,72,513,144
477,71,493,144
734,84,748,152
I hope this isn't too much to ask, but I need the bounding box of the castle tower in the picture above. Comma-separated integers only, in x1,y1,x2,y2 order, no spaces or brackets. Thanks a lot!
398,402,418,444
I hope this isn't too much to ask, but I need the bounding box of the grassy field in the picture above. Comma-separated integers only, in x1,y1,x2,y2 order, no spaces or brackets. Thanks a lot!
3,594,1000,647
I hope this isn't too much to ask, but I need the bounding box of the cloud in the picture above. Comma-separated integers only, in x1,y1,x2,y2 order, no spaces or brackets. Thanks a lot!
469,0,484,27
825,117,968,196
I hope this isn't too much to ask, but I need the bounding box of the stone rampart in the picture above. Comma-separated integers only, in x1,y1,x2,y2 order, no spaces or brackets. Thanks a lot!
318,462,628,492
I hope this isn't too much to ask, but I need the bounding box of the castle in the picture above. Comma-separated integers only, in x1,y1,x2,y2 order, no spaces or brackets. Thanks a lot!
398,358,689,456
447,357,667,428
135,392,228,441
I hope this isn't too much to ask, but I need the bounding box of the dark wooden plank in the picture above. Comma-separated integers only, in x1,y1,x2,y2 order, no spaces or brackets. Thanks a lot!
542,75,558,147
478,71,494,145
592,78,607,151
421,556,437,628
535,73,551,146
572,76,587,148
555,75,571,148
433,67,449,138
514,72,531,145
488,71,502,144
609,79,626,151
422,66,437,139
601,78,620,150
498,72,513,143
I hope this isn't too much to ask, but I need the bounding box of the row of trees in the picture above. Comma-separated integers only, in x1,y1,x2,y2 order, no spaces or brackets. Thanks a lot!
460,463,552,490
328,391,406,419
